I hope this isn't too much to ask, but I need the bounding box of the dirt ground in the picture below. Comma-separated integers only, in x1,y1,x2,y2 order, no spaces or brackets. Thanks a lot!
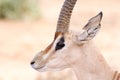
0,0,120,80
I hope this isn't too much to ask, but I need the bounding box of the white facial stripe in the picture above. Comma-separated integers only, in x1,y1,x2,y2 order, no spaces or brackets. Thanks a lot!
43,35,63,60
43,51,51,60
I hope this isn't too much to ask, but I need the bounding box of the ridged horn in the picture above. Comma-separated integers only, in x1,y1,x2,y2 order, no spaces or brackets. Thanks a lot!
56,0,77,33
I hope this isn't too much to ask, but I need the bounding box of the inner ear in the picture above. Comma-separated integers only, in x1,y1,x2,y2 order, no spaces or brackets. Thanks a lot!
73,12,103,44
79,25,101,41
83,12,102,30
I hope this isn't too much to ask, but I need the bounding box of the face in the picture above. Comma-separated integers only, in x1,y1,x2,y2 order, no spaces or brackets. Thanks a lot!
30,12,102,72
31,32,77,72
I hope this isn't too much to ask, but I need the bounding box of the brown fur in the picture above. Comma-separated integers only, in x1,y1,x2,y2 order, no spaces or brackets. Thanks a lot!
43,43,54,54
43,32,63,54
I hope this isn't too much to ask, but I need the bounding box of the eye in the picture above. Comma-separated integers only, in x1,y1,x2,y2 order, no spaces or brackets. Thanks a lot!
55,37,65,51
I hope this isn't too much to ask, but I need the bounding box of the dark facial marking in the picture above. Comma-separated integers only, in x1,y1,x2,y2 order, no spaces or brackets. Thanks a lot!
55,37,65,51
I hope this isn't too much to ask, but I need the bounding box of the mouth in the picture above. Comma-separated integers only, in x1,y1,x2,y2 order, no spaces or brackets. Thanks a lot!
32,65,46,72
36,65,45,69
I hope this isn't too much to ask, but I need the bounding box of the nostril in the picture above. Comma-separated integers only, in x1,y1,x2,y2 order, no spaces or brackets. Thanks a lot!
31,61,35,65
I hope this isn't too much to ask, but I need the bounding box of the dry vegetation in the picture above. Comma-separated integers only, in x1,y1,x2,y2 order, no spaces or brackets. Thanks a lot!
0,0,120,80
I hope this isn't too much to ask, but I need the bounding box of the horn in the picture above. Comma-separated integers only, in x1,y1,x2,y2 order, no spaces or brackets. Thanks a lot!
56,0,77,33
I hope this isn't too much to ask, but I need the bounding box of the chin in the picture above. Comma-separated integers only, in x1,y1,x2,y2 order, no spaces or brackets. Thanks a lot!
36,66,65,72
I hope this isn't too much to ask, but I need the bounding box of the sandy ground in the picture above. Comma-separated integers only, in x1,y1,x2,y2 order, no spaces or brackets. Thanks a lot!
0,0,120,80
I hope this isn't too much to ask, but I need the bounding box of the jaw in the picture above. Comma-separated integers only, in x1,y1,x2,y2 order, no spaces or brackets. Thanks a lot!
33,65,67,72
33,65,64,72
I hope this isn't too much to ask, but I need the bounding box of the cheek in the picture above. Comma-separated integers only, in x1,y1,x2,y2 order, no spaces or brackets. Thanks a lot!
46,56,69,69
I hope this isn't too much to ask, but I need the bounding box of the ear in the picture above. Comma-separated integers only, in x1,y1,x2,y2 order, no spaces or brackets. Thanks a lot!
78,12,103,41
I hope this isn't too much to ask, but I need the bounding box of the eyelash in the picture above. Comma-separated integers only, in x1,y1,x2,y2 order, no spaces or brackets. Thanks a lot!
55,37,65,51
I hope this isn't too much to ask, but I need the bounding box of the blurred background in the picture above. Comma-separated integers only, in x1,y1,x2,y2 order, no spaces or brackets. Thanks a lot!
0,0,120,80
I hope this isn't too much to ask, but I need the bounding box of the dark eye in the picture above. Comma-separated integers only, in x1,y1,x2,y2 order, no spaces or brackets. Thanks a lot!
55,37,65,51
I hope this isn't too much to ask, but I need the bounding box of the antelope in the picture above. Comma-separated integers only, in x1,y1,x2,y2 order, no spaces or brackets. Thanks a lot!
30,0,120,80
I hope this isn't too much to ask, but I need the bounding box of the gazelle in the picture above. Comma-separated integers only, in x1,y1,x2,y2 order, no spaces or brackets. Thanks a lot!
30,0,120,80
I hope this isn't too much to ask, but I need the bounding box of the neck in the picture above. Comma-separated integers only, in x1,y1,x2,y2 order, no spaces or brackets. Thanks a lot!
72,41,115,80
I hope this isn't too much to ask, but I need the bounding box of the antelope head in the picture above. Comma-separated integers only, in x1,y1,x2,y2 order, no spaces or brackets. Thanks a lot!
30,0,103,72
